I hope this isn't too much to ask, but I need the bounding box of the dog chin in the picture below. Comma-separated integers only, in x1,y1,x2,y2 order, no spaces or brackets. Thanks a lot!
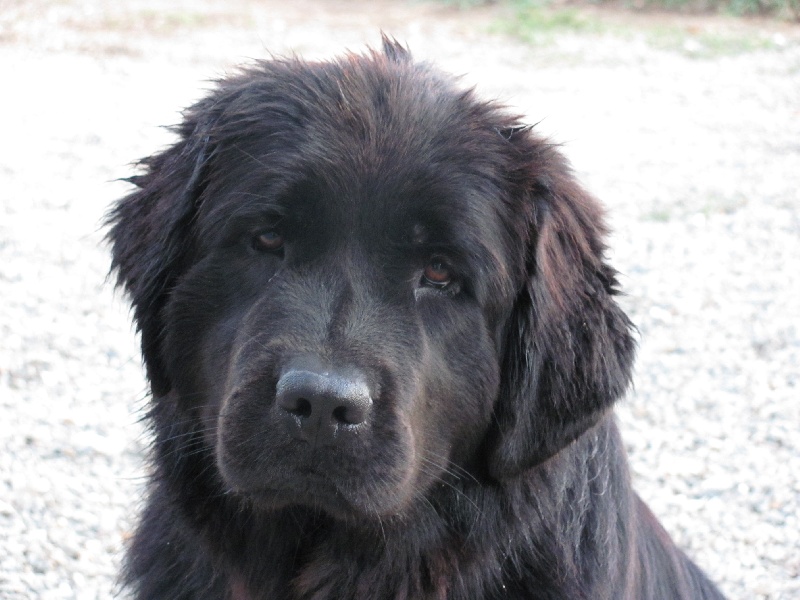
225,469,414,521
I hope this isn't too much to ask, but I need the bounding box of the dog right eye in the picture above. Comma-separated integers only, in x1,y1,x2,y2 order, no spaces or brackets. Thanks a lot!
252,230,284,252
422,259,452,288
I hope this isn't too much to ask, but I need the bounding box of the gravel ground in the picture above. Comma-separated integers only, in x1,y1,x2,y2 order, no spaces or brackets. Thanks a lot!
1,1,798,598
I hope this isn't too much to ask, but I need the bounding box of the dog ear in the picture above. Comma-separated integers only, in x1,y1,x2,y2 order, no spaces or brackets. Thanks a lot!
107,112,212,396
487,140,636,480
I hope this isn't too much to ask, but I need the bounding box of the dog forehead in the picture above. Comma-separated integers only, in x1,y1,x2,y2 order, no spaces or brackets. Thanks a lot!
295,80,512,236
297,134,511,257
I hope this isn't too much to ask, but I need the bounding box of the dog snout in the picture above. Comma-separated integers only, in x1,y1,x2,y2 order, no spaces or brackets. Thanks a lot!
276,364,373,444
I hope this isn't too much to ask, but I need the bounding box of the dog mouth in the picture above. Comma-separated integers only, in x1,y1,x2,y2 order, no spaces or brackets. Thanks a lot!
216,434,423,520
232,468,406,519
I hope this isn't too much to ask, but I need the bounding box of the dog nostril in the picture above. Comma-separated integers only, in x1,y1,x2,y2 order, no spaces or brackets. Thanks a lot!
332,405,347,424
284,397,312,419
332,404,367,426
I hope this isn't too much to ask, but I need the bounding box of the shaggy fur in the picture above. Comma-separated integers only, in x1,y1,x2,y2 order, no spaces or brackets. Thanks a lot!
108,38,725,600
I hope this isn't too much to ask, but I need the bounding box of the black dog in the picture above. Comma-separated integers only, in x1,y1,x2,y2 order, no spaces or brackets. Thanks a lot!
108,38,725,599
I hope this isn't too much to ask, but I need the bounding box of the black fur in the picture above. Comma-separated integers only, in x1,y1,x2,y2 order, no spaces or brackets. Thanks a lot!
108,38,725,600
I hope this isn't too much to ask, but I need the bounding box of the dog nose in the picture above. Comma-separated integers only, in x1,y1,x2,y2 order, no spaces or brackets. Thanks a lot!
276,367,373,444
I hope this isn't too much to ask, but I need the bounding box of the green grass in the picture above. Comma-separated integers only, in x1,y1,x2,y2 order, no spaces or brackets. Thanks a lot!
644,23,781,56
491,0,790,55
443,0,800,18
644,208,674,222
629,0,800,18
492,0,608,44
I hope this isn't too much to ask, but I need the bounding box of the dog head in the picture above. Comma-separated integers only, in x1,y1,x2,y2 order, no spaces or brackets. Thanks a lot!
108,39,635,520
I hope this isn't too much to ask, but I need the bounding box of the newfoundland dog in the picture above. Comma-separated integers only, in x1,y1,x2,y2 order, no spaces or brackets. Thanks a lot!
108,38,725,599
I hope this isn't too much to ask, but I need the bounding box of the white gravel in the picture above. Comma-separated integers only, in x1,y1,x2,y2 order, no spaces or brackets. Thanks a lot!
1,1,798,598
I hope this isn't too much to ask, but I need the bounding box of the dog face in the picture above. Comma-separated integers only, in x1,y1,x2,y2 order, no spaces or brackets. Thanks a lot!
109,40,635,522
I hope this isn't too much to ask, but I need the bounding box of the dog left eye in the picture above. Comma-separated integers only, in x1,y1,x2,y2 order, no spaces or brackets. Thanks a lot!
422,260,452,288
252,230,284,252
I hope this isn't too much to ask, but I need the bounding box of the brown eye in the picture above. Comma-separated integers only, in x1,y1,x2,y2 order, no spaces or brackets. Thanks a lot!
253,230,284,252
423,260,451,288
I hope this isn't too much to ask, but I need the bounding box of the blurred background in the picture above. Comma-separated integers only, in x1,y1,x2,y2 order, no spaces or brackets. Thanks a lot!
1,1,798,598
